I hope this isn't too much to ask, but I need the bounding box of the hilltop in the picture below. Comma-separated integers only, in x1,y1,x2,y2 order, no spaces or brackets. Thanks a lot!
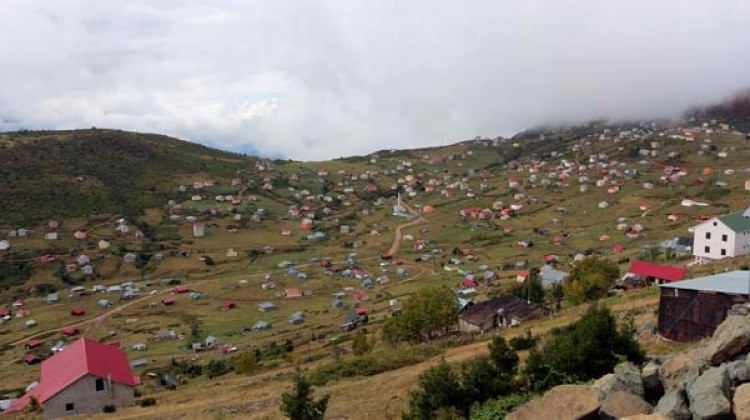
0,129,253,225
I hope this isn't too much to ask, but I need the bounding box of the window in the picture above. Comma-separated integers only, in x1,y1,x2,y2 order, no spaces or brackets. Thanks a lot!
722,234,728,242
721,249,727,256
705,246,711,253
95,378,104,391
705,232,711,239
65,403,74,412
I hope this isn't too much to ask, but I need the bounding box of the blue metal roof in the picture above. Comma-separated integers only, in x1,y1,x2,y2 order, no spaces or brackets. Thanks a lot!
659,270,750,295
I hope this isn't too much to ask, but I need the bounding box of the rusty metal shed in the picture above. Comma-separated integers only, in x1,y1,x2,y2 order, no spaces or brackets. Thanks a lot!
658,270,750,342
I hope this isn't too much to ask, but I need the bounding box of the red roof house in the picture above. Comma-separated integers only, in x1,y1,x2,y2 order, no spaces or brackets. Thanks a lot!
63,326,80,337
25,339,42,350
285,288,302,298
222,301,236,310
24,354,41,365
0,307,10,317
354,291,368,302
463,277,478,288
612,244,625,254
161,297,176,306
628,260,686,284
174,286,189,294
8,338,139,416
70,308,85,317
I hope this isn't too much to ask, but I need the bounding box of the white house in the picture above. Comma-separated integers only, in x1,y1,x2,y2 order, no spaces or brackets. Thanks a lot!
693,206,750,262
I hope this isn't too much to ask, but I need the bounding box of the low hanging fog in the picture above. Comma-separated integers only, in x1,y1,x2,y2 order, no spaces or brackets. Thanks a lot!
1,1,750,160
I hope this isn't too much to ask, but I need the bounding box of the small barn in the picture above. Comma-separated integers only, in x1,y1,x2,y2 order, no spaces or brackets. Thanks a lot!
658,271,750,342
459,296,546,334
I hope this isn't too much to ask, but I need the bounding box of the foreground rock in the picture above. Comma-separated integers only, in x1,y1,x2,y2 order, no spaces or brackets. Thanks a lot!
654,389,691,420
598,391,652,420
641,360,663,402
506,384,599,420
593,362,645,401
686,365,731,420
706,313,750,365
735,383,750,420
658,348,708,391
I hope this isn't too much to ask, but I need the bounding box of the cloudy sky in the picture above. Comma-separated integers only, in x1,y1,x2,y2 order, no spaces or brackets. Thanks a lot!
1,1,750,160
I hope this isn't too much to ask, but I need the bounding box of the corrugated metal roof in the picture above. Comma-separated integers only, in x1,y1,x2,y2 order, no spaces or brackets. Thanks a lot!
660,270,750,295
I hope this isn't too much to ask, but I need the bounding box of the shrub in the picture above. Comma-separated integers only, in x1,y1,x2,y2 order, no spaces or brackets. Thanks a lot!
206,359,231,379
233,351,259,375
102,404,116,413
470,393,532,420
351,332,372,356
309,344,442,386
509,330,537,351
138,398,156,407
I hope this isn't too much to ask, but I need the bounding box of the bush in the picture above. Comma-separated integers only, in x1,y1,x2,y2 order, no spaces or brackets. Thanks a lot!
509,330,537,351
470,393,532,420
309,344,443,386
233,351,259,375
206,359,232,379
351,332,372,356
102,404,116,413
138,398,156,407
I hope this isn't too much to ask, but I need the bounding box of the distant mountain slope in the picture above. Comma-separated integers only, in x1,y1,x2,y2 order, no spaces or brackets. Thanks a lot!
0,129,251,225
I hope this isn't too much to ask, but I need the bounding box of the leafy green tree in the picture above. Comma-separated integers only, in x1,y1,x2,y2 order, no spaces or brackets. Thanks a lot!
548,282,565,312
511,277,545,304
564,257,619,304
280,373,329,420
488,337,519,377
383,287,458,344
404,360,465,420
352,332,372,356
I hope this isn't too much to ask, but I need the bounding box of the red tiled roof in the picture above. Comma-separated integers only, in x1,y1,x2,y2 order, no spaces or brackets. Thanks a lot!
628,260,686,282
8,337,138,411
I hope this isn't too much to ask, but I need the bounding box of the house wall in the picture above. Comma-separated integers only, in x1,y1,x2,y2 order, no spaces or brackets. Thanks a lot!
43,375,134,419
693,218,741,259
734,230,750,257
458,317,493,334
657,288,746,342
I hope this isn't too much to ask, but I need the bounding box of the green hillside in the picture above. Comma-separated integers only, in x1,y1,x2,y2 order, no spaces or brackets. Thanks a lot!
0,129,252,225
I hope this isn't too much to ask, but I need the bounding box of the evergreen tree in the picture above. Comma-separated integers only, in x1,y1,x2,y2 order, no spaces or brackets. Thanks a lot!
280,373,329,420
404,360,465,420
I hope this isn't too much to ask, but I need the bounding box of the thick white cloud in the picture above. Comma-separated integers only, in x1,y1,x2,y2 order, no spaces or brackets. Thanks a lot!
1,1,749,160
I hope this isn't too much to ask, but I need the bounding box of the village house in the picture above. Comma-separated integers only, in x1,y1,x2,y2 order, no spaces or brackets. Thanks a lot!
658,271,750,341
693,206,750,262
458,296,545,334
620,260,686,289
7,338,139,418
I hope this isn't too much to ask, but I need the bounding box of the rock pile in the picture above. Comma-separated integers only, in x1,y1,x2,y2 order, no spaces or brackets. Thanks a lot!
509,304,750,419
